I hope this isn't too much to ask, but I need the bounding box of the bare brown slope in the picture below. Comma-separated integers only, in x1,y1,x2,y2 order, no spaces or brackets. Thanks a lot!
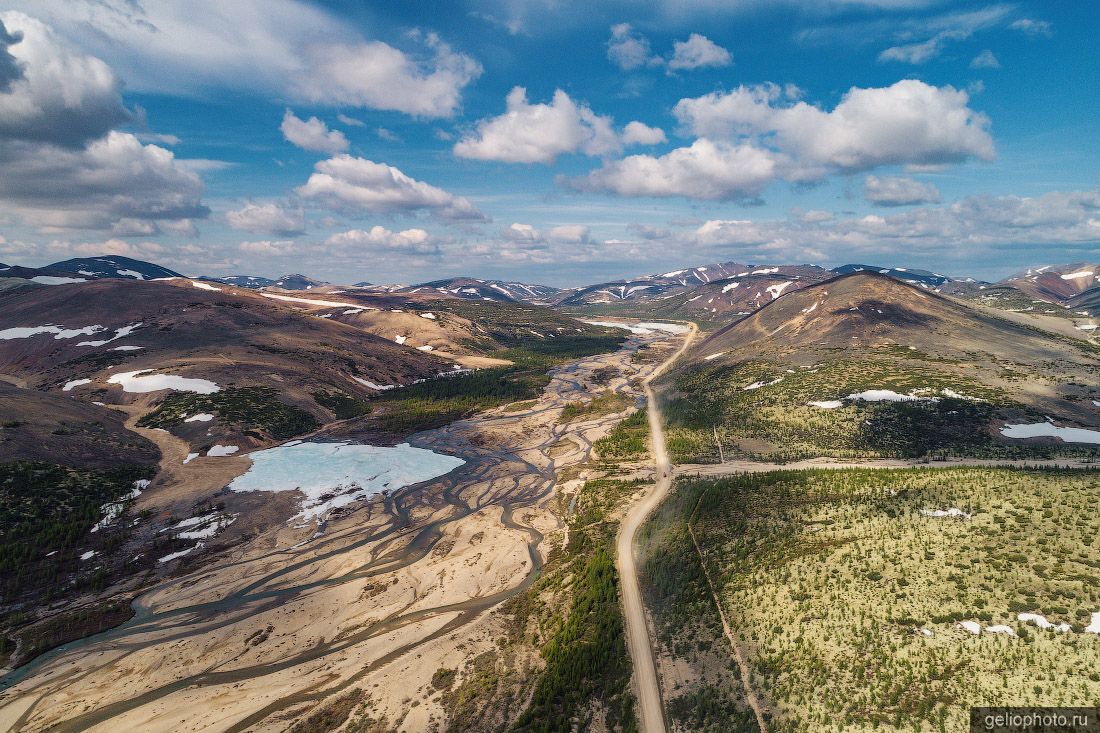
0,278,447,399
0,382,159,468
694,271,1081,367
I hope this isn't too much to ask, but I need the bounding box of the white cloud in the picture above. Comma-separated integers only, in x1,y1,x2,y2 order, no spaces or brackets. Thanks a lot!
501,222,590,245
607,23,658,71
454,88,618,164
548,224,591,243
296,154,484,220
9,2,480,118
0,12,129,147
969,49,1000,69
684,187,1100,262
668,33,732,70
1010,18,1053,37
863,175,941,206
876,5,1011,64
674,80,994,172
226,201,305,236
239,239,296,255
325,226,439,255
454,87,662,164
575,138,780,200
295,32,481,118
336,114,365,127
0,13,205,232
376,127,400,143
280,110,348,154
621,121,667,146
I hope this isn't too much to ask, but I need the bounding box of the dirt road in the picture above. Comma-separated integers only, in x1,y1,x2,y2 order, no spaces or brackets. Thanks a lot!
616,323,696,733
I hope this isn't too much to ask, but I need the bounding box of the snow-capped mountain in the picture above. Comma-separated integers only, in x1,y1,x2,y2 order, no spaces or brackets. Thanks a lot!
46,256,183,281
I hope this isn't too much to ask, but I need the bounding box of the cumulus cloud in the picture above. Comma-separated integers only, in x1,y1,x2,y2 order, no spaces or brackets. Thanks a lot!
0,13,205,232
668,33,732,70
9,2,480,118
295,32,481,118
969,49,1000,69
674,80,994,172
226,201,305,236
863,175,941,206
325,226,439,255
621,121,667,146
574,138,780,201
296,154,484,220
607,23,657,71
501,222,590,245
0,12,130,147
586,79,989,201
280,110,348,154
454,87,663,164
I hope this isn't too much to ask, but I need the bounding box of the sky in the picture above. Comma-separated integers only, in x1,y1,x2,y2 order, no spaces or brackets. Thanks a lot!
0,0,1097,286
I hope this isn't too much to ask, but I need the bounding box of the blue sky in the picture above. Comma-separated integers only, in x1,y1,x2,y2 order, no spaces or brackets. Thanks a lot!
0,0,1097,285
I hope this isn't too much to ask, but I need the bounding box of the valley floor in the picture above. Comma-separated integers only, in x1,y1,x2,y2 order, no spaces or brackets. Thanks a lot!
0,330,683,732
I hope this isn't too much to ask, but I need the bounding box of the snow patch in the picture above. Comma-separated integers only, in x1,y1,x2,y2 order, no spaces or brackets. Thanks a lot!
808,400,843,409
353,376,396,391
31,276,87,285
108,370,220,394
63,378,92,391
207,444,239,457
919,507,971,519
184,413,214,423
191,280,221,291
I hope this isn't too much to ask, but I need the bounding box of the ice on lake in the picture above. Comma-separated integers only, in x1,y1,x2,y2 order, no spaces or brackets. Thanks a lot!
229,441,465,520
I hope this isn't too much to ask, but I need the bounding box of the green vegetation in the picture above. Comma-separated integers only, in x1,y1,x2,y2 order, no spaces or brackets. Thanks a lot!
662,358,1096,462
637,478,761,732
560,391,628,421
138,387,319,440
371,334,625,435
312,389,372,420
593,409,649,460
509,477,641,733
0,461,153,604
8,597,134,669
658,468,1100,732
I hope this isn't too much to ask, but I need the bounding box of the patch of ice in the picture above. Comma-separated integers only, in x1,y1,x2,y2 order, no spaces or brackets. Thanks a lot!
721,282,740,293
175,513,236,540
1076,324,1098,331
353,376,396,391
985,625,1015,636
79,550,97,561
1000,422,1100,445
766,281,794,299
744,377,783,390
417,345,434,351
158,544,202,563
919,508,971,519
1084,612,1100,634
30,276,87,285
957,620,982,635
191,280,221,291
1017,613,1071,632
1060,270,1095,280
260,293,357,308
184,413,214,423
207,444,239,457
183,452,199,464
703,352,726,361
112,345,143,351
419,312,437,320
808,400,844,409
108,370,220,394
77,322,142,347
847,389,924,403
637,322,690,334
229,441,465,520
63,378,92,391
0,325,102,341
751,267,778,275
